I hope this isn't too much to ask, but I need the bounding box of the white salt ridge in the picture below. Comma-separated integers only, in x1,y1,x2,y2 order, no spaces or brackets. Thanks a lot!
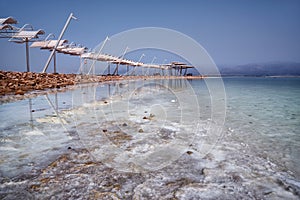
22,129,44,136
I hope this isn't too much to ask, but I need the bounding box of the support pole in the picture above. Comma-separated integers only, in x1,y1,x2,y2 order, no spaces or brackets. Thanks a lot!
28,99,33,129
108,84,111,97
88,36,109,75
184,68,187,76
53,50,57,73
78,57,84,74
55,93,58,110
115,46,129,75
42,13,76,73
93,62,95,75
25,38,30,72
108,63,110,75
113,63,119,75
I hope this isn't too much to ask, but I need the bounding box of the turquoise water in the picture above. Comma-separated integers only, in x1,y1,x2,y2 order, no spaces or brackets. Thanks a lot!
222,77,300,178
0,77,299,188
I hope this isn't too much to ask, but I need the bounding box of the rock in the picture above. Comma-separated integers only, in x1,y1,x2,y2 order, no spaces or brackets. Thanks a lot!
138,128,144,133
0,73,4,79
15,89,25,95
201,168,209,176
25,81,36,86
35,85,43,90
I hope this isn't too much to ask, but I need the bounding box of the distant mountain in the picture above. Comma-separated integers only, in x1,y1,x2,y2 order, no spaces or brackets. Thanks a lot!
219,61,300,76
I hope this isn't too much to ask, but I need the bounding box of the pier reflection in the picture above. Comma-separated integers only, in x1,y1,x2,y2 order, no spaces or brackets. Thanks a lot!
0,90,74,178
0,78,198,178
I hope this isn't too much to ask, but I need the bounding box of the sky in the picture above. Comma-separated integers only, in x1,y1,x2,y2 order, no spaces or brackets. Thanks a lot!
0,0,300,73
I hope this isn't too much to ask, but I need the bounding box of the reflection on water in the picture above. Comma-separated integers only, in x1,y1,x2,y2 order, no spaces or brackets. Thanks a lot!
0,78,209,177
0,93,71,178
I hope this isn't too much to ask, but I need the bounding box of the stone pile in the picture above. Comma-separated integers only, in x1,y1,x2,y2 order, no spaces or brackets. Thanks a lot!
0,70,203,98
0,71,77,96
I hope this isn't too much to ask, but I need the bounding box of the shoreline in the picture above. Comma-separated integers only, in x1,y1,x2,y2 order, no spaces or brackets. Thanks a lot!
2,70,299,104
0,70,203,104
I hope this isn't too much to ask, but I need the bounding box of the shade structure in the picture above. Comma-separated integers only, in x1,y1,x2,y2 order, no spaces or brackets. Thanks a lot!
57,46,87,56
42,13,77,73
171,62,194,69
81,52,144,67
0,24,13,30
30,39,68,49
31,38,87,73
33,39,88,56
9,29,45,72
0,17,18,38
11,29,45,41
80,52,196,75
30,39,69,73
30,40,50,48
0,17,17,25
43,40,68,49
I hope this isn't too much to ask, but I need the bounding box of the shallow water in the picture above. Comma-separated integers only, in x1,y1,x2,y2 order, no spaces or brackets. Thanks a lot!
0,77,299,199
222,77,300,178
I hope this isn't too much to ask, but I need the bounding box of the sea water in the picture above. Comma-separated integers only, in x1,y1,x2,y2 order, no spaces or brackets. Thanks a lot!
222,77,300,178
0,77,299,197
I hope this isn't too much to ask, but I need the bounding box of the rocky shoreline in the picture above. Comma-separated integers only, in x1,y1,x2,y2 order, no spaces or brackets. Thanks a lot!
0,71,104,96
0,70,203,104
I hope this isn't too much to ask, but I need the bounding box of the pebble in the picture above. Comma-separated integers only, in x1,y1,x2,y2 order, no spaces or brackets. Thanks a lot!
138,128,144,133
15,89,25,95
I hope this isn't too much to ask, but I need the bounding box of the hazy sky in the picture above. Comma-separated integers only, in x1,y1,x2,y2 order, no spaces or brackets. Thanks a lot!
0,0,300,73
